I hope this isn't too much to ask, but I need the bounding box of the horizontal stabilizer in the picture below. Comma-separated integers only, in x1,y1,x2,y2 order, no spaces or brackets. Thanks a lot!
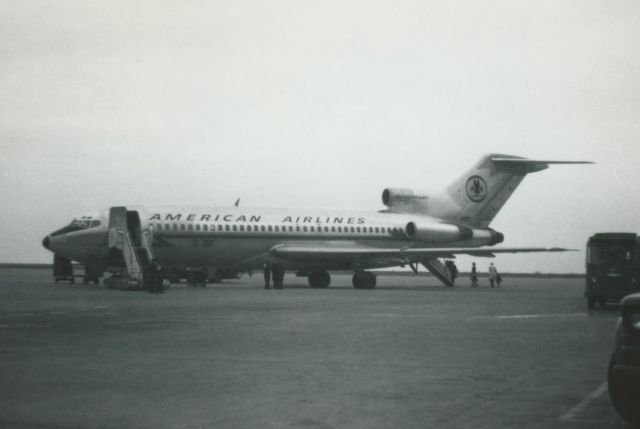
491,157,594,165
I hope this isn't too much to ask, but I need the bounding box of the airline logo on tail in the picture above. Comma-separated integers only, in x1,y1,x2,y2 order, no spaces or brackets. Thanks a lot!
465,175,488,202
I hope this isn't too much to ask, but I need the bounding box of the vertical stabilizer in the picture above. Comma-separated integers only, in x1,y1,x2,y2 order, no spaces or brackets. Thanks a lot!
427,154,591,228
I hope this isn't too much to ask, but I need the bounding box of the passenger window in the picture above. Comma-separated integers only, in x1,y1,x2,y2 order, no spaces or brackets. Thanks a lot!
324,226,328,232
261,225,266,232
369,227,373,233
180,224,186,231
275,226,279,232
268,225,272,232
337,226,342,232
356,227,361,233
331,226,335,232
303,226,307,232
203,225,208,231
239,225,245,232
310,226,315,232
350,227,355,233
288,226,293,232
232,225,237,231
195,224,201,231
375,227,379,233
296,226,300,232
225,225,230,231
188,224,193,231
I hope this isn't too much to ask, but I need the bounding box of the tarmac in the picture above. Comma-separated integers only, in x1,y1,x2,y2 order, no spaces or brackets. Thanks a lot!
0,268,630,428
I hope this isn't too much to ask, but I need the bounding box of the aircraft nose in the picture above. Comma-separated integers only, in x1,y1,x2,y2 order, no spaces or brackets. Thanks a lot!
42,236,50,250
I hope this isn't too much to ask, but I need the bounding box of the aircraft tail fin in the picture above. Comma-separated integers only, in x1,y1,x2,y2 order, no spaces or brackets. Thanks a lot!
428,154,592,228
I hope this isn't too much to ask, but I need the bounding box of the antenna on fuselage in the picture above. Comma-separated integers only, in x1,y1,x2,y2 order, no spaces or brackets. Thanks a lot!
234,198,240,207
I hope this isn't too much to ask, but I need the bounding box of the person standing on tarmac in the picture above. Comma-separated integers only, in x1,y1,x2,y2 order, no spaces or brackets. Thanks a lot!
263,261,272,289
445,260,458,286
470,262,478,288
272,265,285,289
488,262,498,288
148,259,163,293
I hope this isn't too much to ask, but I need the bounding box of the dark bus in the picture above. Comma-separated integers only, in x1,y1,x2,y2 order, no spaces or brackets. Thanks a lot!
585,233,640,309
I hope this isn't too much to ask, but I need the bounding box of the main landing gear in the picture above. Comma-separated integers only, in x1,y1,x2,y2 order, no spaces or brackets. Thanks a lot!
352,272,376,289
302,270,377,289
308,270,331,288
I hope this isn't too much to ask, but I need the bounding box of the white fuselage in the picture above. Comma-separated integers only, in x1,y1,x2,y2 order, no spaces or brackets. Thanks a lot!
48,205,496,272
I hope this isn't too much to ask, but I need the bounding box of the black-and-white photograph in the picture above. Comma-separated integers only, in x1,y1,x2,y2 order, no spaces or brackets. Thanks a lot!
1,1,639,427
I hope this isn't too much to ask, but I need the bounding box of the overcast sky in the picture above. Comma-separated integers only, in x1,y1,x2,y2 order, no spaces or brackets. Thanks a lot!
1,0,639,272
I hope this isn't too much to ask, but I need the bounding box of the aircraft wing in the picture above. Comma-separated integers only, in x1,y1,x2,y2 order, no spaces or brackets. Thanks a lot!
271,245,573,264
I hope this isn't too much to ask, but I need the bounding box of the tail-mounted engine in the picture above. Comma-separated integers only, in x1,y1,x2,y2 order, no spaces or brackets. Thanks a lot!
404,221,504,245
382,188,430,211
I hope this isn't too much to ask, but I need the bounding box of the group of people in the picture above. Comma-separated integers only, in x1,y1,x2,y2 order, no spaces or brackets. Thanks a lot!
470,262,502,288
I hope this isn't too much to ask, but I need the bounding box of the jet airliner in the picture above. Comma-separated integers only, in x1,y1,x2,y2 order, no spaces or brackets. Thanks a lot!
42,154,590,289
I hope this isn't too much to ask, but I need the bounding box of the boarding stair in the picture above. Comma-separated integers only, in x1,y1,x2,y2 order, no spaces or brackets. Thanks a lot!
421,258,455,287
122,231,144,285
105,229,156,290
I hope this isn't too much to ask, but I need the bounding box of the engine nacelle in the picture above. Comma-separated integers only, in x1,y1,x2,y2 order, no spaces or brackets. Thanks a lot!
382,188,430,211
405,221,504,245
404,221,470,242
470,228,505,245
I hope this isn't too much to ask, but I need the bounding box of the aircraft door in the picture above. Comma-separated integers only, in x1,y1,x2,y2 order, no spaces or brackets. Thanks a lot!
126,211,142,246
108,206,128,250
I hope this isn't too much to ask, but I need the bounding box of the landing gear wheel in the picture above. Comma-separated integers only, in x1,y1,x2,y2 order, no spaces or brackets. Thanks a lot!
308,270,330,288
352,272,376,289
608,353,640,427
587,297,596,310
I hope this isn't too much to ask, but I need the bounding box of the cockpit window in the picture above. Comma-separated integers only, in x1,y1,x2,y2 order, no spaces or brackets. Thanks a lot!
50,216,101,236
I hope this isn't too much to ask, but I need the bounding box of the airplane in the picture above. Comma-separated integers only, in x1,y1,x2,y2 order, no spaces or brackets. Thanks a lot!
42,154,591,289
